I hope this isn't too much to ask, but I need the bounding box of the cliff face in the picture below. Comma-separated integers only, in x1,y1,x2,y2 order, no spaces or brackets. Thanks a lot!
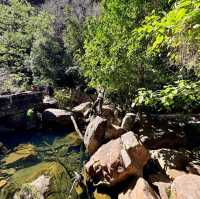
42,0,99,18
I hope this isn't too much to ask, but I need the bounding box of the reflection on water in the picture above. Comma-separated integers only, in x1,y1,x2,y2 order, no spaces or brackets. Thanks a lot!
0,130,88,199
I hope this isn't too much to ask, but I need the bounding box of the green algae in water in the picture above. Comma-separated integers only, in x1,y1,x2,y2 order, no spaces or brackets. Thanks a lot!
0,132,89,199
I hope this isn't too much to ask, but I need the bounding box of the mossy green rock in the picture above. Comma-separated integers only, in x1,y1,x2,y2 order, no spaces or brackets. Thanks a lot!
1,144,38,168
1,161,78,199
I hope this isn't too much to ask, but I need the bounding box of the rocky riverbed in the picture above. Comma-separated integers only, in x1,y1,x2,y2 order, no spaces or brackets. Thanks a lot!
0,99,200,199
0,130,84,199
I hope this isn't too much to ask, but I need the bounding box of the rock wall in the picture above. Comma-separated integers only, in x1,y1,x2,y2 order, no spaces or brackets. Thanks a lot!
0,91,43,131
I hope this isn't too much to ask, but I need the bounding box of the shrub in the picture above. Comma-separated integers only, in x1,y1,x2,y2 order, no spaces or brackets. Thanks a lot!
54,88,72,109
134,80,200,113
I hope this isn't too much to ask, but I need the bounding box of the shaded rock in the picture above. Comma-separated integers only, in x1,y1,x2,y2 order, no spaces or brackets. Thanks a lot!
121,113,136,131
72,102,91,116
85,131,150,186
118,177,160,199
148,173,171,199
166,169,186,180
84,116,107,155
42,108,73,129
150,149,189,172
186,161,200,175
139,114,187,149
101,105,115,122
105,124,126,140
184,122,200,147
1,144,37,168
14,175,50,199
171,174,200,199
0,142,8,157
140,128,186,150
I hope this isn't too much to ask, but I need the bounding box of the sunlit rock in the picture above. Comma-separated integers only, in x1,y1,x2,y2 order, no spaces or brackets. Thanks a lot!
85,131,150,186
1,144,37,168
171,174,200,199
84,116,107,155
118,177,160,199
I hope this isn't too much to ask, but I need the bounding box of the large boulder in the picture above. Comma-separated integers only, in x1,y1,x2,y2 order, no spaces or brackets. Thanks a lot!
171,174,200,199
85,131,150,186
118,177,160,199
42,108,74,129
84,116,107,155
150,149,189,172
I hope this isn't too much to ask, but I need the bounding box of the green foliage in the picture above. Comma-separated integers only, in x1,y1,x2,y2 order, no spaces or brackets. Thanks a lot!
0,0,53,90
2,73,29,93
0,0,53,70
29,35,68,86
132,0,200,75
81,0,183,92
134,80,200,113
80,0,200,108
54,88,72,109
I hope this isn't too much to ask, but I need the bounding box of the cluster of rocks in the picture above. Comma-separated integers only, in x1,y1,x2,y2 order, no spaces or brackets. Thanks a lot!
70,102,200,199
24,99,200,199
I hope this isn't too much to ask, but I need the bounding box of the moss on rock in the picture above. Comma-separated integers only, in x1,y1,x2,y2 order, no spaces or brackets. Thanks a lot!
1,161,78,199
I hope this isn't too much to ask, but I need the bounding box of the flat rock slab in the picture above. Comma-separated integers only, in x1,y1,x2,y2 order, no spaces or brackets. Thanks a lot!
42,108,73,128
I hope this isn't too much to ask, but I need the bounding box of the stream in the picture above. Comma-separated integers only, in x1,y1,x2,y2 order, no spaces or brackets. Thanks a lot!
0,129,88,199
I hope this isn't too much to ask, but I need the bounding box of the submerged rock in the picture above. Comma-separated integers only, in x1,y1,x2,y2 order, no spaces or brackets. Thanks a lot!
14,175,50,199
93,189,112,199
1,161,78,199
0,180,7,189
118,177,160,199
171,174,200,199
84,116,107,155
1,144,37,168
85,131,150,186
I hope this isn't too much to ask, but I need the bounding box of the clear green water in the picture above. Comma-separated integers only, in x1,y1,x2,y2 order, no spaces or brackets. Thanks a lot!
0,130,88,199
